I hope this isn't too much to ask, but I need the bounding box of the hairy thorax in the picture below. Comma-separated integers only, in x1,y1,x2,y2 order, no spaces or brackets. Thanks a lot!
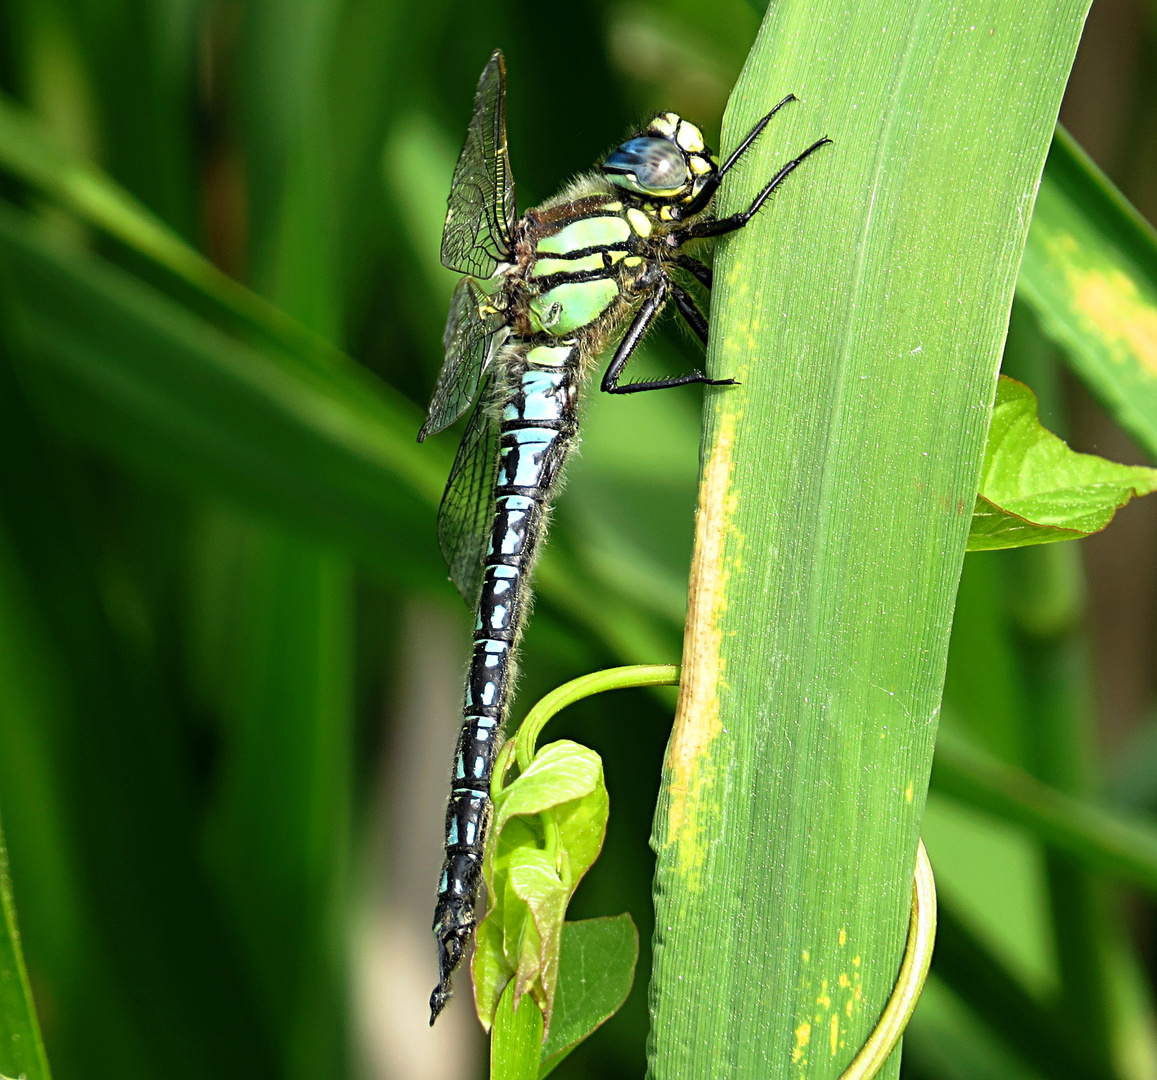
501,174,682,348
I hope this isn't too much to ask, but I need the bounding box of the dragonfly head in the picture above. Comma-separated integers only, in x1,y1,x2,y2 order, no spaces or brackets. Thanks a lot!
601,112,718,205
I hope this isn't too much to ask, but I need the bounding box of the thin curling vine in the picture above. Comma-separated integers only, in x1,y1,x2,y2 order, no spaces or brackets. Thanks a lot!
473,665,936,1080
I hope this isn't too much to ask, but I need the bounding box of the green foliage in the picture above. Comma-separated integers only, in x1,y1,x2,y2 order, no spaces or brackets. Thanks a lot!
0,1,1155,1080
491,979,546,1080
539,916,639,1078
474,740,610,1032
0,812,50,1080
646,2,1089,1077
1020,129,1157,460
969,377,1157,550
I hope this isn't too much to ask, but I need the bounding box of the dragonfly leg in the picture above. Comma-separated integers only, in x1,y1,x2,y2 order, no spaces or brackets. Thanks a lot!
680,94,799,219
673,254,712,290
671,136,832,244
602,277,736,394
670,281,709,346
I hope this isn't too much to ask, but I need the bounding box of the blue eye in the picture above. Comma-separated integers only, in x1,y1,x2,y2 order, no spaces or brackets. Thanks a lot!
602,136,688,196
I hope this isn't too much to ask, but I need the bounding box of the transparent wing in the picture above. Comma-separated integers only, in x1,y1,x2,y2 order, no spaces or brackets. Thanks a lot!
440,49,517,279
437,378,501,603
419,277,508,442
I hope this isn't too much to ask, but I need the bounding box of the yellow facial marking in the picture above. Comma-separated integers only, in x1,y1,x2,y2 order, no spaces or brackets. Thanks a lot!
623,255,642,267
689,155,711,175
603,201,622,211
677,121,705,152
650,113,677,138
659,206,674,221
626,207,653,236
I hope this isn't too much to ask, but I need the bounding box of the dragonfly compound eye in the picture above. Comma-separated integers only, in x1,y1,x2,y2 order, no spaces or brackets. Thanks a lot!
601,136,689,197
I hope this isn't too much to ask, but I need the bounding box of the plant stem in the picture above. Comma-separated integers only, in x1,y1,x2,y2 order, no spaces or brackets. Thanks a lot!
490,979,545,1080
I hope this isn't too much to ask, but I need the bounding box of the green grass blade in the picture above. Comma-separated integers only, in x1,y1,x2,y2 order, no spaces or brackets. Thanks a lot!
1018,128,1157,461
0,264,273,1080
932,730,1157,894
646,3,1090,1077
0,201,447,585
0,810,51,1080
0,92,342,368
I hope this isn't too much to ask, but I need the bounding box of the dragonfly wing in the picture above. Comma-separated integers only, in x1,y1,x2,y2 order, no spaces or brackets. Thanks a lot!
440,49,517,279
437,378,501,603
419,277,508,442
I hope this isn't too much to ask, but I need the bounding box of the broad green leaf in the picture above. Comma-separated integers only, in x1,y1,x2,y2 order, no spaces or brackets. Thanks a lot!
647,3,1091,1079
494,741,608,878
538,915,639,1079
495,744,603,819
967,376,1157,550
506,854,568,1007
474,741,609,1032
1018,127,1157,461
0,811,51,1080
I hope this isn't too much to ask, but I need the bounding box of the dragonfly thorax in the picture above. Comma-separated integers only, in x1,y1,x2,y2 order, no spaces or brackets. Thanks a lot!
508,186,662,341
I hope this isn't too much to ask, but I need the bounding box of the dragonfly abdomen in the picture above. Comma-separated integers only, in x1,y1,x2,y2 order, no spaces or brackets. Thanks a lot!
431,340,581,1019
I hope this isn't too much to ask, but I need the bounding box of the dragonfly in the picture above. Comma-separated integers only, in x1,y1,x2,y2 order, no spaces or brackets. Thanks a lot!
421,48,829,1023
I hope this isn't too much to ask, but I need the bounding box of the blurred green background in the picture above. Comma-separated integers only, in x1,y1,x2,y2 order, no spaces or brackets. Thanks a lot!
0,1,1156,1078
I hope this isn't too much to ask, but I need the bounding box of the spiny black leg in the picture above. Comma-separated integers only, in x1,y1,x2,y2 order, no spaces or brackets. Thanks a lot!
673,254,712,290
680,94,798,218
602,277,735,395
719,94,799,177
671,136,832,244
601,278,667,393
669,281,709,346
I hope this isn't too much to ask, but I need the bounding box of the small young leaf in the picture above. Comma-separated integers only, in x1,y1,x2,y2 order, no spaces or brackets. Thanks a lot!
473,740,610,1033
538,915,639,1079
968,376,1157,550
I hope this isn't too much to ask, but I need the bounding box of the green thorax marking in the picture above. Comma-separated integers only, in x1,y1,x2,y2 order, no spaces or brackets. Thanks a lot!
537,213,630,255
529,278,620,336
524,344,574,367
534,252,604,277
522,191,662,337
